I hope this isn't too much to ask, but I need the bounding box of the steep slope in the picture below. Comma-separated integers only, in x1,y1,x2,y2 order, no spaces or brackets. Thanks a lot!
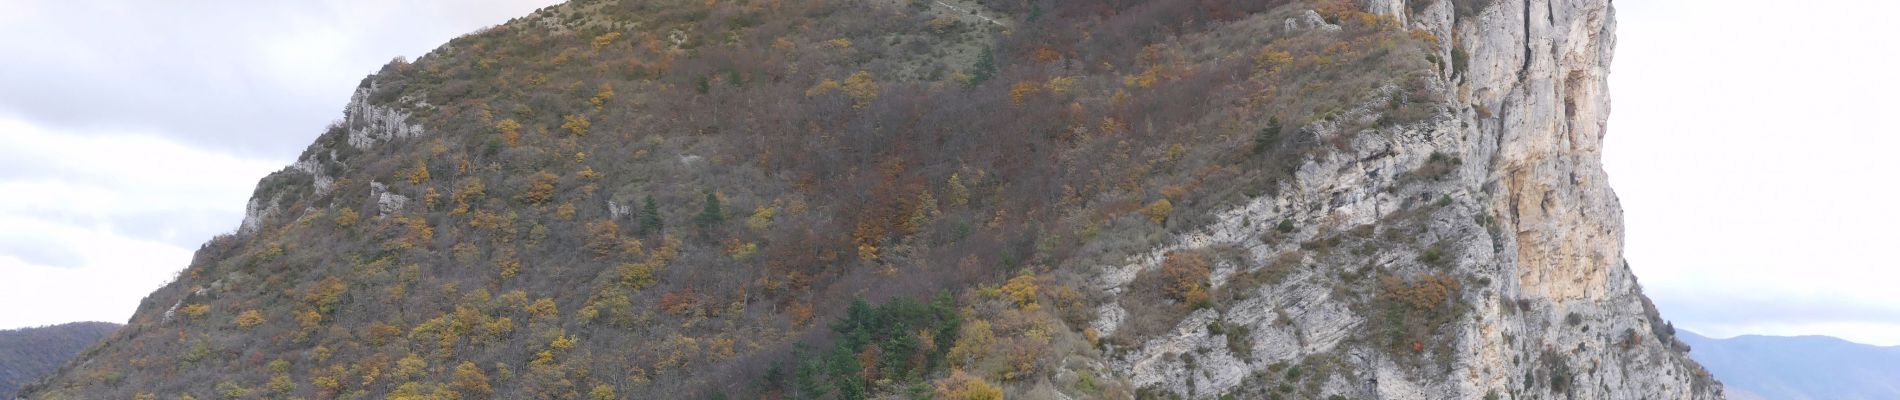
25,0,1715,399
0,322,119,398
1080,0,1721,398
1681,331,1900,400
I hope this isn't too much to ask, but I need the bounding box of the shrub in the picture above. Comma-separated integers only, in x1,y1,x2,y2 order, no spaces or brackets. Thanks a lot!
1418,246,1448,267
1452,0,1498,19
1408,152,1463,181
1541,350,1573,394
936,369,1002,400
584,220,622,257
1224,323,1253,359
215,381,250,399
1451,47,1470,79
180,304,211,320
1369,271,1465,364
746,206,777,231
562,114,591,136
1160,252,1213,308
1142,199,1174,225
590,385,616,400
333,208,360,228
516,171,559,205
1001,274,1040,309
944,174,969,206
234,310,265,330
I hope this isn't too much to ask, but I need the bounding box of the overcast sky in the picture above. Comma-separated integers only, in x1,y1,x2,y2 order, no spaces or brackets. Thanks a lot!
1,1,1895,346
1605,0,1900,346
0,0,564,330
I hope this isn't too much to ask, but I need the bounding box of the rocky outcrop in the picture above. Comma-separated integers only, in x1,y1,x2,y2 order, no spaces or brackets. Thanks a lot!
1366,0,1409,24
1285,10,1343,33
343,82,425,149
607,199,632,220
289,156,335,195
237,80,424,234
369,182,409,217
1091,0,1720,398
238,196,269,234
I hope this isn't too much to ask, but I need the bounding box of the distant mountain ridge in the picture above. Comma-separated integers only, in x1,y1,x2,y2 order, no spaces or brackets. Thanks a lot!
1682,330,1900,400
0,322,120,398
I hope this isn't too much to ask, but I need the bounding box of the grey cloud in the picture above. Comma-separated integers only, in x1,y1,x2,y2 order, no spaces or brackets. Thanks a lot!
107,210,243,249
0,0,560,160
0,0,561,268
0,0,564,330
0,208,236,253
0,2,332,159
1650,288,1900,328
0,233,86,269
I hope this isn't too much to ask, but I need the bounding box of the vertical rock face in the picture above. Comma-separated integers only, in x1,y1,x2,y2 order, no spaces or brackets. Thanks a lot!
1454,0,1621,303
1093,0,1721,398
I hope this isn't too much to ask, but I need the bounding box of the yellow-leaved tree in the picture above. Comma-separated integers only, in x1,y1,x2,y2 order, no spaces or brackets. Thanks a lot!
562,114,591,136
1142,199,1173,224
843,70,880,108
234,310,265,330
591,83,615,111
936,369,1002,400
495,118,523,145
452,361,492,398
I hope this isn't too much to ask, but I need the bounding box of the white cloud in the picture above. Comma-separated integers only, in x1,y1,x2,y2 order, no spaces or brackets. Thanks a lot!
0,0,561,329
0,119,280,327
1607,0,1900,345
0,0,562,159
0,217,192,328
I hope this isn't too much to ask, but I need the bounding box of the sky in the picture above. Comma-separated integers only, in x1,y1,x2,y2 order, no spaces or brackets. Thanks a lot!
0,0,1894,347
1605,0,1900,345
0,0,565,330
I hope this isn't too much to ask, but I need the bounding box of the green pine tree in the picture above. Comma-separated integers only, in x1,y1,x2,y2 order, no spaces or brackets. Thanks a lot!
969,48,997,87
697,191,724,228
826,348,865,400
639,195,663,236
1255,117,1283,154
793,351,829,400
882,322,918,379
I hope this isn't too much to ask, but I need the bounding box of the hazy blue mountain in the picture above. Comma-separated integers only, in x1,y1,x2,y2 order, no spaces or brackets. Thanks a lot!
1682,330,1900,400
0,321,120,398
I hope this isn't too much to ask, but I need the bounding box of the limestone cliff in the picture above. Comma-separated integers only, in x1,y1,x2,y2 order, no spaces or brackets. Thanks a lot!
1089,0,1722,398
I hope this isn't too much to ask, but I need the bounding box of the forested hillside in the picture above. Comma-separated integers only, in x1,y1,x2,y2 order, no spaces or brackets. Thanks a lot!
0,322,119,398
24,0,1718,399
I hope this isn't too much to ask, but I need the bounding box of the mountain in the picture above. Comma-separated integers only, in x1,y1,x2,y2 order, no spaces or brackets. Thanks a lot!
0,322,120,398
23,0,1718,398
1681,331,1900,400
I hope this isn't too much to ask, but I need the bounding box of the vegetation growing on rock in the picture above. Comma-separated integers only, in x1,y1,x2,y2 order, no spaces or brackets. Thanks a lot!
22,0,1719,399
